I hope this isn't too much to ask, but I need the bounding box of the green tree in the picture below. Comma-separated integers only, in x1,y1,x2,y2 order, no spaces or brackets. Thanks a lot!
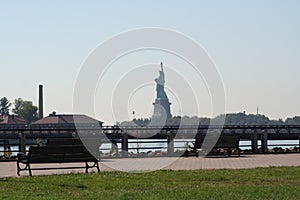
12,97,24,115
0,97,11,116
14,100,38,123
285,116,300,125
133,118,150,126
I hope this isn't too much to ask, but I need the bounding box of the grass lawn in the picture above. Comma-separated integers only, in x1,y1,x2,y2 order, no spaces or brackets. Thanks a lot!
0,167,299,199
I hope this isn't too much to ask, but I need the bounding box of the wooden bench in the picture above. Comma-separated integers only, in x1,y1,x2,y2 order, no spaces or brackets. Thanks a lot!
189,135,241,157
17,138,100,176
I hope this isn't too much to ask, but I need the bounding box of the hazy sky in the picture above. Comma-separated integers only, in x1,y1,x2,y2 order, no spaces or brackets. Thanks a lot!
1,1,299,124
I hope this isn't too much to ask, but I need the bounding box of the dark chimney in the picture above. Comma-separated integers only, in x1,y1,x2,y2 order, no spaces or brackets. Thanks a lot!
38,85,44,119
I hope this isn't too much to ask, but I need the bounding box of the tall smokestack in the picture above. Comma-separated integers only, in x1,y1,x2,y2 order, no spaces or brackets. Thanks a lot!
38,85,44,119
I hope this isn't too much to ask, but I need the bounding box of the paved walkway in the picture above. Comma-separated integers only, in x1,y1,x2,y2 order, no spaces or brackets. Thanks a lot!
0,154,299,177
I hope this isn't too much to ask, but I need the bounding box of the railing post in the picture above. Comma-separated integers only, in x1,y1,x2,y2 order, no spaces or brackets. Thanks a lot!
19,132,26,153
110,139,117,154
261,130,268,153
167,131,175,156
121,133,128,157
251,130,258,153
299,134,300,149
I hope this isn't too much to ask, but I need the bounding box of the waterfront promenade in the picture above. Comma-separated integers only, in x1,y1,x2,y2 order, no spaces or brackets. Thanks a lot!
0,154,299,177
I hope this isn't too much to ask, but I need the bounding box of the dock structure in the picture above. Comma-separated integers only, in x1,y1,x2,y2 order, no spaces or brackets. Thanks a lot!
1,124,300,157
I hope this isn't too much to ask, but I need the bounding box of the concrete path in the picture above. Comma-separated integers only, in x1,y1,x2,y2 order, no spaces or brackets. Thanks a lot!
1,154,299,177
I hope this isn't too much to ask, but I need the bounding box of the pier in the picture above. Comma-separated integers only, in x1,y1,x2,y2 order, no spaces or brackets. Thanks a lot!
1,124,300,157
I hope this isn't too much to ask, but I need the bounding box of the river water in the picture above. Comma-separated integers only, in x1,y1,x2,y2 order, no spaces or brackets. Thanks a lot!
1,139,299,156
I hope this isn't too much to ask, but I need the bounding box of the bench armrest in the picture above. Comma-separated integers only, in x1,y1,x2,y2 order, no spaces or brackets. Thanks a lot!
17,152,27,162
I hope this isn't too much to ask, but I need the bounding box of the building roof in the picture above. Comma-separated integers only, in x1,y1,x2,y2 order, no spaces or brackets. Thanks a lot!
0,115,27,125
31,112,103,125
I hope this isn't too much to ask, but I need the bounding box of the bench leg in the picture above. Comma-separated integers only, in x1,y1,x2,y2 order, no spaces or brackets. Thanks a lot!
96,161,100,172
17,161,21,176
17,161,32,176
85,161,100,173
85,162,89,173
228,148,232,157
28,164,32,176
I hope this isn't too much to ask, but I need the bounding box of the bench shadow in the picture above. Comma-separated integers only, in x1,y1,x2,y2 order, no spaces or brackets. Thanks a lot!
203,155,248,159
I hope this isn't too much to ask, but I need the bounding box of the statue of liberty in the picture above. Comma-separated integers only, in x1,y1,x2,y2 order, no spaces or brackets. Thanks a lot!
152,62,172,120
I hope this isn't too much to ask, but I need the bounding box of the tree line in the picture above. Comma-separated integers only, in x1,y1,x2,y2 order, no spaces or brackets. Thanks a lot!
0,97,38,123
118,112,300,126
